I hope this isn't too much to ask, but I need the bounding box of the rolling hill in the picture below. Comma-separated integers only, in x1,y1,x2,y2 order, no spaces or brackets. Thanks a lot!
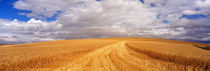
0,37,209,71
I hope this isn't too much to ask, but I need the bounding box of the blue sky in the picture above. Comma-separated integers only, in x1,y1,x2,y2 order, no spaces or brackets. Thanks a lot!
0,0,30,21
0,0,57,21
0,0,210,44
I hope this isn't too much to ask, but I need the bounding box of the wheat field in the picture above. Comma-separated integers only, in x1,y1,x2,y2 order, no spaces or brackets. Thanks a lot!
0,37,209,71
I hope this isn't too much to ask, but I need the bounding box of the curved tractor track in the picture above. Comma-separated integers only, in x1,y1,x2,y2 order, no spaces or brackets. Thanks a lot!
54,41,208,71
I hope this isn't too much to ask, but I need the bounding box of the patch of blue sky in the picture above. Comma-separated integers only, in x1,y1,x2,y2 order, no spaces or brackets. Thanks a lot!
150,3,156,7
162,20,169,23
139,0,144,3
96,0,102,2
0,0,60,22
46,11,63,21
180,14,208,20
194,8,201,11
0,0,30,21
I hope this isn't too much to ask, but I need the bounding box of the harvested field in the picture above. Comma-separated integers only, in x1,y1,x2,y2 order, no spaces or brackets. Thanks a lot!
0,38,209,71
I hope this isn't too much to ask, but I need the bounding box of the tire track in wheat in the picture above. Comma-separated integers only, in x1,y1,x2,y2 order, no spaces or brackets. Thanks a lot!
55,41,209,71
55,41,144,71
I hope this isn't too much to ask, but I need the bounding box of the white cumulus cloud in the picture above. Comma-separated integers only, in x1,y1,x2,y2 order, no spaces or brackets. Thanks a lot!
0,0,209,44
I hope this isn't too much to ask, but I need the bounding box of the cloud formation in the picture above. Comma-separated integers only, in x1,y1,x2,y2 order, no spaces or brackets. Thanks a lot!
0,18,62,44
0,0,209,44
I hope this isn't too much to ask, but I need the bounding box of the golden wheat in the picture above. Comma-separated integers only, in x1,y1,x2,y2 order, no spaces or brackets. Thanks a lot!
0,38,209,71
